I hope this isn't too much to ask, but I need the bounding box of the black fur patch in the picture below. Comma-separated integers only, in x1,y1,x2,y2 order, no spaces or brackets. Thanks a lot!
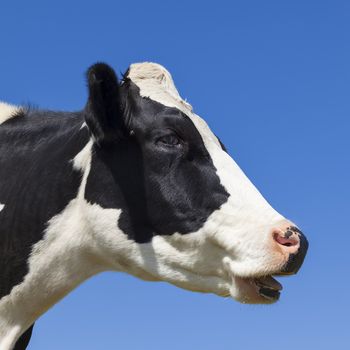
84,81,229,242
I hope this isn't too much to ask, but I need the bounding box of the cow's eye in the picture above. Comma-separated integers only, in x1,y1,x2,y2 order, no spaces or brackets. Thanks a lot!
157,134,181,146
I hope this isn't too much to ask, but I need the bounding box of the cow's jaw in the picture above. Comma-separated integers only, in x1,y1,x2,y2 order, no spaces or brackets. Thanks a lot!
80,202,289,304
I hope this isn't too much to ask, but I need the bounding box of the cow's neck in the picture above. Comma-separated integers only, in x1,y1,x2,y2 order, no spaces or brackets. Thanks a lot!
0,113,106,347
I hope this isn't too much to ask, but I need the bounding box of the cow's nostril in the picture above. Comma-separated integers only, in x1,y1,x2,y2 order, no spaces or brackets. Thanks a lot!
273,230,299,247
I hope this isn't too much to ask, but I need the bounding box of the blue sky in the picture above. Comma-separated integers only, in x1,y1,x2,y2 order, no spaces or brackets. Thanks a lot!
1,1,349,349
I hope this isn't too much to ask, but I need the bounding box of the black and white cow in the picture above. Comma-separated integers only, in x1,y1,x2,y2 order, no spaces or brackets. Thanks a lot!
0,62,308,349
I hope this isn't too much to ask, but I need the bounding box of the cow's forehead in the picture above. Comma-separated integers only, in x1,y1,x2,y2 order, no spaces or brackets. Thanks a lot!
127,62,221,148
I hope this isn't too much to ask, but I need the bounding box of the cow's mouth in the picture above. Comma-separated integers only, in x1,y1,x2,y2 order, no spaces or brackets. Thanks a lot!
222,258,296,303
229,274,286,303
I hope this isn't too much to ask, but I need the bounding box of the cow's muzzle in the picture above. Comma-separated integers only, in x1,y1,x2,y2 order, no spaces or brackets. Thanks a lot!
273,225,309,275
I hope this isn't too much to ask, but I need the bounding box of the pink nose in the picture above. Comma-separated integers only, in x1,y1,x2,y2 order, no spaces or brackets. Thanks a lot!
272,224,309,274
272,224,301,251
273,229,299,247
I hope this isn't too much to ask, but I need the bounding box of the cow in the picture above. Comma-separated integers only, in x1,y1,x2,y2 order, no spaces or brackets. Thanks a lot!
0,62,308,349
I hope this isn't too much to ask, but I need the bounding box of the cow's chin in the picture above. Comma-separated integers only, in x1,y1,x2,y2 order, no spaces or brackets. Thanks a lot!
164,271,284,305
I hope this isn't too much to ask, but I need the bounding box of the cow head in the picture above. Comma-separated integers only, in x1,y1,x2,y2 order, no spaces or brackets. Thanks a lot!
79,62,308,304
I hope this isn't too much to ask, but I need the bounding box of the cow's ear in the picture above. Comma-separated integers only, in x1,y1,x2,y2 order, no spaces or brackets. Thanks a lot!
84,63,127,145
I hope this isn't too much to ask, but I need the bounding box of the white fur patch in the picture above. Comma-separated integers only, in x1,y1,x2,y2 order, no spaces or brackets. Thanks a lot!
0,102,21,125
0,204,4,212
127,62,193,113
0,326,22,350
72,140,93,172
